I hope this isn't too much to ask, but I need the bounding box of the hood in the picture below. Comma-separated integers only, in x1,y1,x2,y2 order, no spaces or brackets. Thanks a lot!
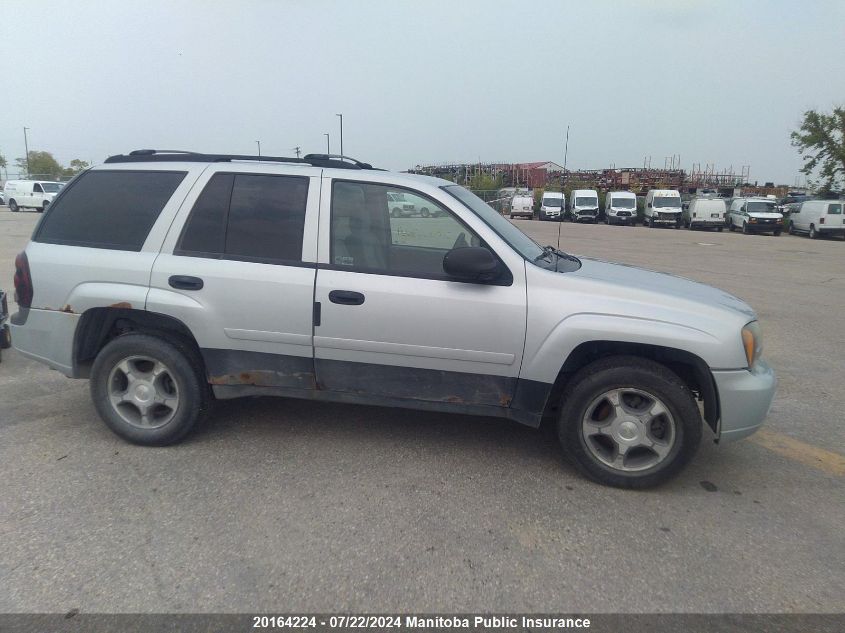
747,212,782,219
572,257,756,319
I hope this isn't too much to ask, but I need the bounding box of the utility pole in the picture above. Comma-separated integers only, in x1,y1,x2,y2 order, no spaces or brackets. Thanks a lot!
23,127,30,176
256,140,261,157
336,113,343,158
324,133,330,154
292,146,301,159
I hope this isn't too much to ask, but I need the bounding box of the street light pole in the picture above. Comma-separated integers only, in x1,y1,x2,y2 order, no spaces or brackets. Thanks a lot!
256,140,261,157
23,127,31,176
336,113,343,158
324,133,330,154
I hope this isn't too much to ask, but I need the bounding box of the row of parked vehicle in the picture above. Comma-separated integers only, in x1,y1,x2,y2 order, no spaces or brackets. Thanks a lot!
512,188,844,239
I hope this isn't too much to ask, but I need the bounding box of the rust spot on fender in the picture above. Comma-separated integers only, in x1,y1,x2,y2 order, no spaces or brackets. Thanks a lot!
444,395,465,404
60,304,74,313
499,394,513,407
109,301,132,309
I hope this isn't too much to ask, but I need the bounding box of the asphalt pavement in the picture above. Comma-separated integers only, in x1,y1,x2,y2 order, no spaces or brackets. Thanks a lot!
1,208,843,613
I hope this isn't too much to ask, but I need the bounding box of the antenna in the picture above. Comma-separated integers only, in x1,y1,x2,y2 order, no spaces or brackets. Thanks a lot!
292,146,301,159
557,125,569,253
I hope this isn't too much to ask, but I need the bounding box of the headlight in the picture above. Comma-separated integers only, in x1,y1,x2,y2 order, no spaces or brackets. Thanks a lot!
741,321,763,367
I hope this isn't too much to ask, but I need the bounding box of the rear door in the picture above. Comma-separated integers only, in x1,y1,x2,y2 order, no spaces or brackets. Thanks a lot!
313,176,527,408
825,202,843,229
149,164,320,390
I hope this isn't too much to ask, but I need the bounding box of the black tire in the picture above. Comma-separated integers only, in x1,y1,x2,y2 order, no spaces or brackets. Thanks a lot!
729,221,735,232
788,222,795,235
809,225,818,239
420,207,430,218
90,333,209,446
742,222,750,234
391,208,401,218
0,324,11,349
773,230,781,237
8,199,19,212
557,356,702,489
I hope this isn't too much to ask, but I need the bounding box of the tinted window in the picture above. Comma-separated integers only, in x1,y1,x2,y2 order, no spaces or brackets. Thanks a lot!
177,173,309,263
36,170,186,251
331,181,488,278
177,173,232,255
33,183,43,193
827,204,842,215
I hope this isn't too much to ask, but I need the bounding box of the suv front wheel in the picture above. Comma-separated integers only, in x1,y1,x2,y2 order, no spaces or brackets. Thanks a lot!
90,333,209,445
557,356,702,488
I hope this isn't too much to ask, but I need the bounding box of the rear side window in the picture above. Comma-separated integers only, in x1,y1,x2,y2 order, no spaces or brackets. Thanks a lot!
35,170,186,251
176,173,309,264
827,203,842,215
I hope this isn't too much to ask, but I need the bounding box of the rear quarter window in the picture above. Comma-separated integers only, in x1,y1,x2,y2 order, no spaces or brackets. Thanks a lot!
35,170,186,251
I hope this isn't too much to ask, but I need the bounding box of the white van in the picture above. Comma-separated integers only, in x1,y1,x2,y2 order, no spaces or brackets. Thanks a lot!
644,189,682,228
568,189,599,223
539,191,564,221
684,197,726,231
604,191,637,226
788,200,844,239
727,197,783,235
510,194,534,219
3,180,63,213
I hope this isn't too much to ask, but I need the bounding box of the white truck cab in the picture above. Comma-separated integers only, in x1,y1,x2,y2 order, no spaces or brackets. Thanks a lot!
727,197,783,235
788,200,844,239
10,149,776,489
539,191,564,221
604,191,637,226
569,189,599,223
3,180,63,213
644,189,682,228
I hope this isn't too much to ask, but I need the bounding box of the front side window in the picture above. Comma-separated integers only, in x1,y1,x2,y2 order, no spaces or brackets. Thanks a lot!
331,181,489,278
176,172,308,263
827,203,842,215
33,183,44,193
35,170,186,251
654,196,681,208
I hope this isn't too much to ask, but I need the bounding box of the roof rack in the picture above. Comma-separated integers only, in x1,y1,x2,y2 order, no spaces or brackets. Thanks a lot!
103,149,377,170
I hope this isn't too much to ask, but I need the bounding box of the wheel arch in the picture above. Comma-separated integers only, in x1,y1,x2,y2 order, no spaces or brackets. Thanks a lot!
537,340,719,435
73,307,205,379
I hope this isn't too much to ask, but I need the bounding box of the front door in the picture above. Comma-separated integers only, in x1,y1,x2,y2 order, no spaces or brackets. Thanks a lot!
149,165,321,391
313,178,527,409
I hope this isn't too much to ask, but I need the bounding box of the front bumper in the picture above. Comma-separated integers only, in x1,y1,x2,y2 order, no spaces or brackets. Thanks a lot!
745,222,782,232
712,359,777,442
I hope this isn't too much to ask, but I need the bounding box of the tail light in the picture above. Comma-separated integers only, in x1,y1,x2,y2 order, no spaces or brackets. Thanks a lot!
13,251,33,308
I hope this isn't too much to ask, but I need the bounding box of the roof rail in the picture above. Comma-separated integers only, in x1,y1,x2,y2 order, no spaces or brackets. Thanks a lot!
103,150,377,170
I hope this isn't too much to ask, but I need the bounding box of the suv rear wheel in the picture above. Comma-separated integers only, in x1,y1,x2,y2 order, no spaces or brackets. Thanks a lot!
557,356,702,488
90,333,209,445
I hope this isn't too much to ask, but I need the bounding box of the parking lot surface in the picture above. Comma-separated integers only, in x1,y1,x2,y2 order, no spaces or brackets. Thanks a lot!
1,208,843,613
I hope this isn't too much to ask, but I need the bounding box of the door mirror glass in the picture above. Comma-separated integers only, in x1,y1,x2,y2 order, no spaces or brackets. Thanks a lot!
442,246,499,282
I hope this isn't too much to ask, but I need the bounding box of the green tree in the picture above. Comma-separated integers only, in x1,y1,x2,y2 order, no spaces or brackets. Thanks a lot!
15,151,65,180
790,106,845,191
63,158,90,177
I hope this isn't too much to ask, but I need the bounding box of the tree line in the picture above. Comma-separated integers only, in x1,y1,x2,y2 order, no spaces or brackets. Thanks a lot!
0,151,89,180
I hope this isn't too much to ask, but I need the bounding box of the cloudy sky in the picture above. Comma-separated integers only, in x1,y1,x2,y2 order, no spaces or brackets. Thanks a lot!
1,0,843,184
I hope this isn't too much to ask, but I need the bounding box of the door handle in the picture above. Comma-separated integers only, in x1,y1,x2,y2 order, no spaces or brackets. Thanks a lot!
329,290,365,305
169,275,204,290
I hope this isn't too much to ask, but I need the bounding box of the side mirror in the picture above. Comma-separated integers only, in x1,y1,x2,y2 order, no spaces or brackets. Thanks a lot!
443,247,499,282
647,202,652,208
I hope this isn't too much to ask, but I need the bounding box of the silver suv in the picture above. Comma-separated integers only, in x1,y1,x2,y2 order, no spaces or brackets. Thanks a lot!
10,150,776,488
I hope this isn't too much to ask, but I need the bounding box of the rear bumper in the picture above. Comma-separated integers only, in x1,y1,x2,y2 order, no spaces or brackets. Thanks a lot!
10,308,79,376
745,223,782,232
712,360,777,442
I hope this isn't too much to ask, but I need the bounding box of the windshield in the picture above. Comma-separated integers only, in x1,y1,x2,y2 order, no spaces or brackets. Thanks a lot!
575,197,597,208
41,183,61,193
747,201,776,213
542,198,562,207
611,198,636,209
444,185,543,261
654,196,681,208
